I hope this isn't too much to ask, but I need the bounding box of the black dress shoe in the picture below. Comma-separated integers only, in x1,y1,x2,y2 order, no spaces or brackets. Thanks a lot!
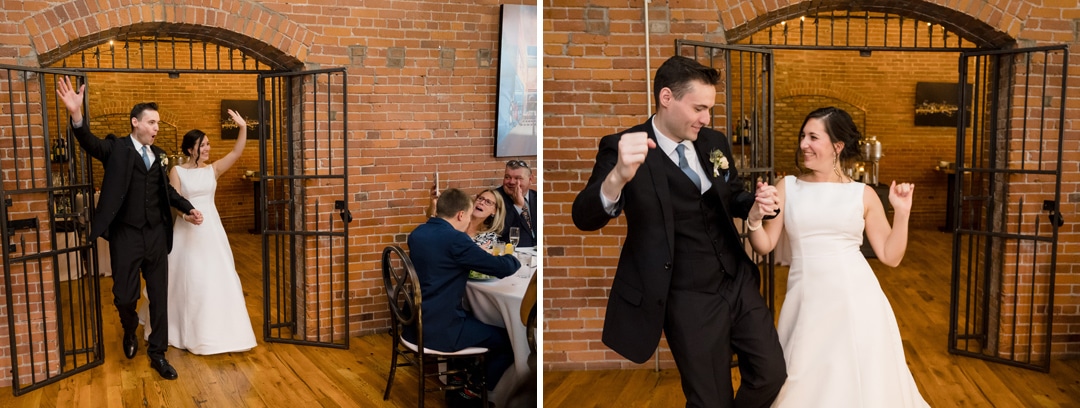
149,357,178,380
122,332,138,359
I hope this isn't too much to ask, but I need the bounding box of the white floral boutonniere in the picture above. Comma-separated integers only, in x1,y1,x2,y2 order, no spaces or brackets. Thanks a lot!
709,149,729,177
160,154,169,167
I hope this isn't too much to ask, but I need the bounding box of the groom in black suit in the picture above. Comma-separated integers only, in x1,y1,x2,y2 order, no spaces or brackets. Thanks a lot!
572,56,785,407
57,77,203,380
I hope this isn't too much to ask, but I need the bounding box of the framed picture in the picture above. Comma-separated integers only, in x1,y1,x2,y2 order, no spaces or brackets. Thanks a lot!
220,100,264,139
914,82,972,127
494,4,538,157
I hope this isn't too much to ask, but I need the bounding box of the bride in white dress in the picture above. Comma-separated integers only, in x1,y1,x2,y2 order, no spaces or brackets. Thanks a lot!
140,109,257,355
745,107,928,407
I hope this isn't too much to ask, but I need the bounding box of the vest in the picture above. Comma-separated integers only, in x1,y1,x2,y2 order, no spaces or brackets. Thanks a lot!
665,156,731,293
116,155,163,228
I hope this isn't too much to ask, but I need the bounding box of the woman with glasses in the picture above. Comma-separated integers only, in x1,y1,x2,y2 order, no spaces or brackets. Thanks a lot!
430,187,507,250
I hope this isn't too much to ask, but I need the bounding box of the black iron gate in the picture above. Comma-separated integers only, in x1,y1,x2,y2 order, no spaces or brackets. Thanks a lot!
949,45,1068,372
0,66,104,395
676,40,779,310
257,68,351,348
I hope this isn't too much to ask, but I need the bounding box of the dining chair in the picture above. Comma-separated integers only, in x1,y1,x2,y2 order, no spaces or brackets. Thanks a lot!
381,245,489,408
520,272,538,365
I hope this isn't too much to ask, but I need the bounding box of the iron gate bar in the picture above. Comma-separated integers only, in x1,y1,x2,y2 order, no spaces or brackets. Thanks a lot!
62,36,280,73
0,65,103,396
257,67,349,349
750,10,982,51
949,44,1067,372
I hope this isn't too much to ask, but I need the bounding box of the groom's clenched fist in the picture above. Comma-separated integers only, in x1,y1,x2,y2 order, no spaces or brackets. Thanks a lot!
602,132,656,201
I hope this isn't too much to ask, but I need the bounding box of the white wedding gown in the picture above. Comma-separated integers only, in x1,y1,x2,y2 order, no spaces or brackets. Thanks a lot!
771,175,928,407
140,165,257,355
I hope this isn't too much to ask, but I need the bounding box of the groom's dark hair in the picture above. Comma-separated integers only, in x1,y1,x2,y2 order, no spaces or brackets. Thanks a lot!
129,102,159,129
653,56,720,106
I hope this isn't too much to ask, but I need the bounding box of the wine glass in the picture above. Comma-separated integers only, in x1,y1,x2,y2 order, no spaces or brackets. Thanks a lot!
509,227,520,248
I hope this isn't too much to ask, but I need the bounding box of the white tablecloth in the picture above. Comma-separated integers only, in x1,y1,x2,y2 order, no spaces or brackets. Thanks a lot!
464,250,536,408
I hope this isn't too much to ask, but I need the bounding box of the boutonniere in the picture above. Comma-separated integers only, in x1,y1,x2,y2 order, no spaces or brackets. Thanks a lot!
160,154,169,167
709,149,729,177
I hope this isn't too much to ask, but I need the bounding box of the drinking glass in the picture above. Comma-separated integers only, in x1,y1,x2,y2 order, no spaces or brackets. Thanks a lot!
509,227,520,248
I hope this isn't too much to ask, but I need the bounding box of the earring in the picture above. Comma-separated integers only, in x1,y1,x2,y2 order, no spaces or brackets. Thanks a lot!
833,152,844,181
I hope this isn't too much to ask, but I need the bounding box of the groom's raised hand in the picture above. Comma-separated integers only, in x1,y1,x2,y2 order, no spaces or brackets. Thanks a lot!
602,132,655,202
55,76,86,125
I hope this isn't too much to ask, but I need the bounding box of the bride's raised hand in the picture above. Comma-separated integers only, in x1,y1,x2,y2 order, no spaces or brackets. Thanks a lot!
226,109,246,129
888,181,914,214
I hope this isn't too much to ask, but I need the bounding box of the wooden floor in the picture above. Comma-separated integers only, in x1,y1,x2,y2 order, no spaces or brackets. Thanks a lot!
0,233,447,407
543,229,1080,407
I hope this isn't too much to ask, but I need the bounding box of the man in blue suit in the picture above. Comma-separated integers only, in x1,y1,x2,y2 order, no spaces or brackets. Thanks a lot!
406,188,520,406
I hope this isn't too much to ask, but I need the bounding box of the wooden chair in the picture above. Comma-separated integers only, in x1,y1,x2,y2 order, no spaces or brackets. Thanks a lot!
520,272,538,372
381,245,489,408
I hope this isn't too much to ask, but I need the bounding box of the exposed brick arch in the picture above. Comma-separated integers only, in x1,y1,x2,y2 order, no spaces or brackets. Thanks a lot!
24,0,312,69
714,0,1018,48
92,101,182,126
777,83,872,113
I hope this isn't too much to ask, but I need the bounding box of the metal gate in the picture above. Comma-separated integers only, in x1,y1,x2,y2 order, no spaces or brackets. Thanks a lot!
257,68,352,348
676,40,779,309
0,66,104,394
949,45,1068,372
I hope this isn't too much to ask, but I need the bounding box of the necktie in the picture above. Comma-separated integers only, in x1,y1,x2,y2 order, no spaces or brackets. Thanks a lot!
676,144,702,191
520,198,534,235
141,145,152,169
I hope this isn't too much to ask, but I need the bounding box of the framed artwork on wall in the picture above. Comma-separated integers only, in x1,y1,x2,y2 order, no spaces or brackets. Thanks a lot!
220,100,264,140
914,82,972,127
494,4,538,158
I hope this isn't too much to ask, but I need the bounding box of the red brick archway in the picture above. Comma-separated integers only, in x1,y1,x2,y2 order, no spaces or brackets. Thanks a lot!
23,0,312,69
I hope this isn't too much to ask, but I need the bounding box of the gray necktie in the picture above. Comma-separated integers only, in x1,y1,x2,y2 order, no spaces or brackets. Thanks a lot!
676,144,702,191
141,145,151,169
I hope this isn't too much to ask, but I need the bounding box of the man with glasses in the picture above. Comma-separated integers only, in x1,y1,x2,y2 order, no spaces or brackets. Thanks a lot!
497,159,538,247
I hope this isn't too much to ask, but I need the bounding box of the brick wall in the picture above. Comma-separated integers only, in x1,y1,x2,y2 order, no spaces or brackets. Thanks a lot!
544,0,1080,371
0,0,533,387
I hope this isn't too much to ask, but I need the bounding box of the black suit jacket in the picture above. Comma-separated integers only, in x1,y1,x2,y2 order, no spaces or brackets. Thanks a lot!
571,118,757,363
72,123,194,252
497,187,538,247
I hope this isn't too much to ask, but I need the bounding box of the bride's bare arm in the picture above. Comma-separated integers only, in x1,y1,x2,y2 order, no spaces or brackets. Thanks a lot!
864,181,914,267
748,177,786,255
213,109,248,178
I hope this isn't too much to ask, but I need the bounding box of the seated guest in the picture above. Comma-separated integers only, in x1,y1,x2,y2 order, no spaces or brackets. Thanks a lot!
429,187,508,250
407,188,521,407
496,160,538,247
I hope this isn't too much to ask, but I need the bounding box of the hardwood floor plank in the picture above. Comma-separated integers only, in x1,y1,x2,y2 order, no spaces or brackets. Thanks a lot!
0,233,446,407
543,229,1080,407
